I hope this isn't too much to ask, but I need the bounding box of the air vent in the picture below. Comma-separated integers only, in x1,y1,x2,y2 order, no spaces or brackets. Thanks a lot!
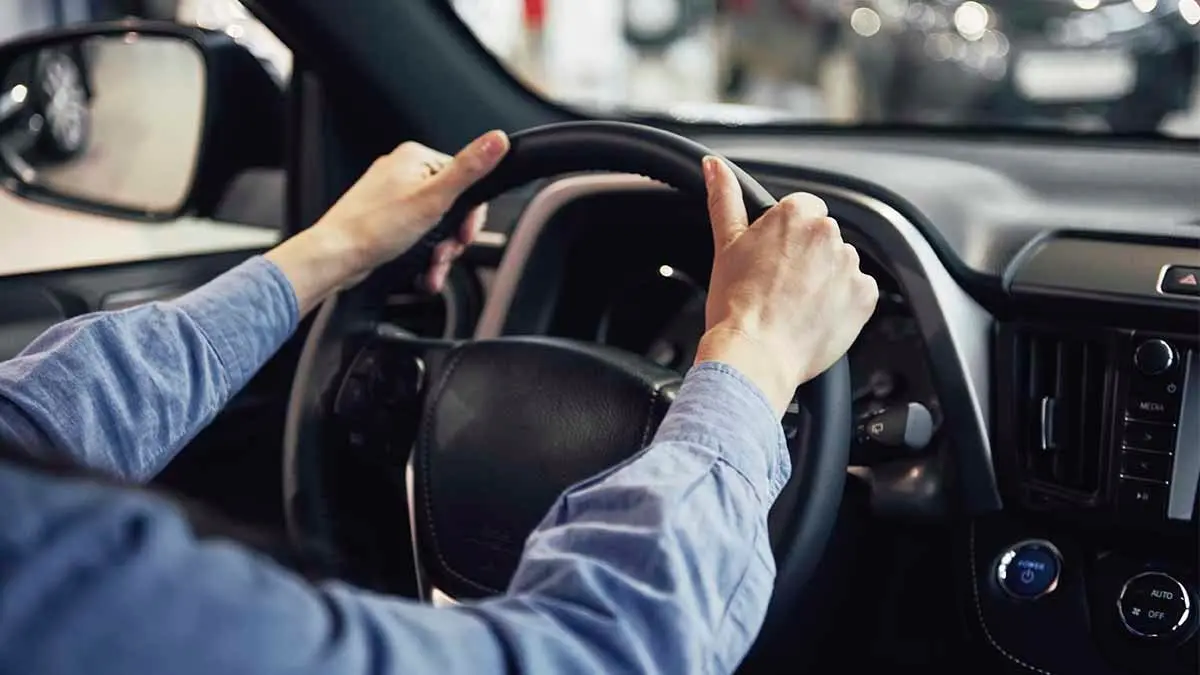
1013,329,1109,495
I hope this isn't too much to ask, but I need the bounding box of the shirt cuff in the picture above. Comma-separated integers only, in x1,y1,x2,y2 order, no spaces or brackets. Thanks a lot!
654,361,791,504
169,256,300,393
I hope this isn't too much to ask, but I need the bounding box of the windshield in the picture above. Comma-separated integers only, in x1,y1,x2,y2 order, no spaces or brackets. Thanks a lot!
449,0,1200,137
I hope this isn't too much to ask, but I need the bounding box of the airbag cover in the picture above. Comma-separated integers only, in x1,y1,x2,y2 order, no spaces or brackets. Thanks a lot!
411,337,680,597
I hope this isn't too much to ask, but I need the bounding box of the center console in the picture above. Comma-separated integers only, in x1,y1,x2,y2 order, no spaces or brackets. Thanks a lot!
978,323,1199,675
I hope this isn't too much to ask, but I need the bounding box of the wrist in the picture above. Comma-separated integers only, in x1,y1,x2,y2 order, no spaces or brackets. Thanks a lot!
694,325,797,417
264,224,364,316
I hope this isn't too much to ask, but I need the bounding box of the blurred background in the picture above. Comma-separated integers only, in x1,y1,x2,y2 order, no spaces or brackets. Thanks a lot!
0,0,1194,276
450,0,1200,136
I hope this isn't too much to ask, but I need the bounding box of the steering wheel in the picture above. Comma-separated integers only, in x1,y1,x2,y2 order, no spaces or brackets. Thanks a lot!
283,121,851,651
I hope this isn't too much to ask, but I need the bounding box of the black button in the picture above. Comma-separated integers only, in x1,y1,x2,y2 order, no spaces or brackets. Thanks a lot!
1118,572,1192,638
1117,479,1167,519
1126,386,1180,423
995,540,1062,600
1123,420,1176,453
1120,450,1174,482
1161,265,1200,297
334,376,370,418
1133,339,1178,376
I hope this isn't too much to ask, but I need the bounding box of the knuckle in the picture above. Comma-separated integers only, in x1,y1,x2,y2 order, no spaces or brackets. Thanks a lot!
776,194,806,218
842,241,860,265
812,216,840,240
858,273,880,306
779,192,828,220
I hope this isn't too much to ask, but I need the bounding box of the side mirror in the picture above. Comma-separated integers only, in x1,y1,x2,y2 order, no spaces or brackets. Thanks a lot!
0,21,284,221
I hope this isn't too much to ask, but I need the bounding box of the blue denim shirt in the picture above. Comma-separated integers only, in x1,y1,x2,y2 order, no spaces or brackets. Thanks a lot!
0,257,790,675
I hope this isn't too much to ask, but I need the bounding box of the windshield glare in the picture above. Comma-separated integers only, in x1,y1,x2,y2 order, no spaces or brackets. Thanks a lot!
450,0,1200,138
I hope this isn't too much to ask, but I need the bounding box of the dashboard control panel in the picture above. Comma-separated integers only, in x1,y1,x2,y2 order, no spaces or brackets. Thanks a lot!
989,324,1199,675
995,324,1199,530
1117,336,1198,525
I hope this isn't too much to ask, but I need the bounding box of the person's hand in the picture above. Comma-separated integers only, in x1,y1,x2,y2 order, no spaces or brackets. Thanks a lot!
266,130,510,314
693,156,879,416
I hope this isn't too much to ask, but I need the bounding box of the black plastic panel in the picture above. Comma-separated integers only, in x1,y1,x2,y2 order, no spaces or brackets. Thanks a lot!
1008,235,1200,307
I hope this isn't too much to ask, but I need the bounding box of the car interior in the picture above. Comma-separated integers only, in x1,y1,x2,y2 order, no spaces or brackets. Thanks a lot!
0,1,1197,674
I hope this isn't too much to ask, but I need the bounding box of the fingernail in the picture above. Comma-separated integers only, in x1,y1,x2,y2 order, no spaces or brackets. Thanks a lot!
702,156,715,183
479,130,507,158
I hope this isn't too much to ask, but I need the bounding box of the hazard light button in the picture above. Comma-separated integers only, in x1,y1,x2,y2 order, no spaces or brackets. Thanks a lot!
1161,265,1200,297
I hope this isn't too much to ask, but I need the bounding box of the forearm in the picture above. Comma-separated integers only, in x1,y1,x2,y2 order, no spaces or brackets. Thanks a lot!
264,223,366,316
484,362,790,672
8,363,788,675
0,257,298,480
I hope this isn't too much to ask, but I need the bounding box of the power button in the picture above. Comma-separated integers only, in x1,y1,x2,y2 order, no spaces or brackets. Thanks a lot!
995,540,1063,600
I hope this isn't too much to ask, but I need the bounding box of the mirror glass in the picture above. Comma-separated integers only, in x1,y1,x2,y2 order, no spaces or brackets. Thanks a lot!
0,35,205,216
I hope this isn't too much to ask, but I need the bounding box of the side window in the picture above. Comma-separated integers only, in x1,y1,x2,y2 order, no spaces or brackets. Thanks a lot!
0,0,288,279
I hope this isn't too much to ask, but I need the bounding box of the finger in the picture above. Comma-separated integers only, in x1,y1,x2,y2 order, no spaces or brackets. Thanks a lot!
428,130,510,202
425,261,451,294
458,204,489,245
703,156,749,250
423,240,457,293
841,241,860,269
777,193,829,222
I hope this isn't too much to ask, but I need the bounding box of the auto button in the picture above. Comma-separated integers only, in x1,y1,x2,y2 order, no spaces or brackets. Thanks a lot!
1118,572,1192,639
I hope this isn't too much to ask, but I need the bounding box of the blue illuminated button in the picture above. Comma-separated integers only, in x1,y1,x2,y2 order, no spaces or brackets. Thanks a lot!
996,540,1063,600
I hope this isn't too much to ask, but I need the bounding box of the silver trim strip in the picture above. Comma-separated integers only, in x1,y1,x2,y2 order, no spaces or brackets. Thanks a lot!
406,454,459,606
475,173,993,469
405,455,431,601
473,230,509,248
430,587,459,607
475,174,667,339
1040,396,1056,451
1168,350,1199,521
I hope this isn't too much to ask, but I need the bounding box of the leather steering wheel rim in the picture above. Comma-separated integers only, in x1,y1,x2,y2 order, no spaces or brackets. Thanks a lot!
283,120,851,651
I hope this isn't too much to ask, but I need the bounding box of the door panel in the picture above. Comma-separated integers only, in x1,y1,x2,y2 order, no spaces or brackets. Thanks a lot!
0,248,299,529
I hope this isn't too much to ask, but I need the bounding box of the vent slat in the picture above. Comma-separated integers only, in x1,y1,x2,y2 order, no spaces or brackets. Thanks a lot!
1015,328,1106,495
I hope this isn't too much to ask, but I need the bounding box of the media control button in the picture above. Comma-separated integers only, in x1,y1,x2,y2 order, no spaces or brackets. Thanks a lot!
1122,420,1176,453
1118,572,1192,639
1126,389,1179,424
1120,449,1174,482
1160,265,1200,298
1117,479,1168,519
995,540,1062,600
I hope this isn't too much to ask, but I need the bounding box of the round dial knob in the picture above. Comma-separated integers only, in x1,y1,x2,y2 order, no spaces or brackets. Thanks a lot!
1134,339,1177,376
1118,571,1192,639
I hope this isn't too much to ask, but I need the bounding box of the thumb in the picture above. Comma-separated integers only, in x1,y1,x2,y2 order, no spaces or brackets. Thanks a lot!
429,130,511,202
703,156,748,251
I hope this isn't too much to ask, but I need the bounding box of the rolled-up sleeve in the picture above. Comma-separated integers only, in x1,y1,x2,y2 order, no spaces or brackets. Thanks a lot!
0,361,790,675
0,256,298,480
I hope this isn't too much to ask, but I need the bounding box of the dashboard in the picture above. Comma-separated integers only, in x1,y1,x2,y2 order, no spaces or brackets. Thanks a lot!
470,136,1200,675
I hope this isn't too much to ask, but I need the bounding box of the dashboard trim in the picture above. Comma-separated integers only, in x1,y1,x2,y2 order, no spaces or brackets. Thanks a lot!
475,171,999,513
475,174,666,339
1168,350,1199,522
